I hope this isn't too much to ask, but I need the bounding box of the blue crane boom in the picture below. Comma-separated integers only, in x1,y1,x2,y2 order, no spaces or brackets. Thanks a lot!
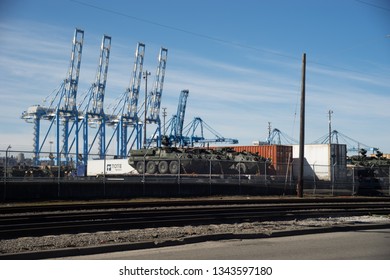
60,28,84,112
147,47,168,123
106,42,145,157
89,35,111,116
184,117,238,146
22,28,84,165
121,42,145,155
82,34,111,162
126,43,145,121
167,90,189,146
175,89,189,144
56,28,84,165
144,47,168,147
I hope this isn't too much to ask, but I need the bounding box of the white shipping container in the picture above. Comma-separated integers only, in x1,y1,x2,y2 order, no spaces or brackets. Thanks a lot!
292,144,347,181
87,158,138,176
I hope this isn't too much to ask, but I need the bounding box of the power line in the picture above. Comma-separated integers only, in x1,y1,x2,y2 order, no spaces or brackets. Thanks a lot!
70,0,389,80
70,0,298,61
355,0,390,12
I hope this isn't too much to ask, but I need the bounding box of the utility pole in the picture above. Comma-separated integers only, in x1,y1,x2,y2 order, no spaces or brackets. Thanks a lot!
3,145,11,200
162,107,167,135
268,122,272,144
328,109,334,191
296,53,306,198
143,70,151,148
4,145,11,182
328,110,333,145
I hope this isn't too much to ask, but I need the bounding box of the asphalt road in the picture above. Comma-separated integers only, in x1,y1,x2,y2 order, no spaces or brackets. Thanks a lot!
59,228,390,260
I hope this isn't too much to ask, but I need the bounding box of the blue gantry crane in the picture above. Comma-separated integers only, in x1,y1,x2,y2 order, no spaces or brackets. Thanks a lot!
106,42,145,158
79,34,111,163
56,28,84,166
21,27,242,167
313,130,379,154
266,128,298,145
22,28,173,165
183,117,238,146
163,90,238,147
22,28,84,166
145,47,168,147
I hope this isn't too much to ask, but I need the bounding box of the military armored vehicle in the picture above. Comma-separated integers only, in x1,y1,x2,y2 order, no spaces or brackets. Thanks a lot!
128,147,268,175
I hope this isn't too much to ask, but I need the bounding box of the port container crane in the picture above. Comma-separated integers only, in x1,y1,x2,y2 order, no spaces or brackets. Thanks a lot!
81,34,111,163
266,128,298,145
183,117,238,146
22,28,84,166
145,47,168,147
54,28,84,165
314,130,379,154
106,42,145,158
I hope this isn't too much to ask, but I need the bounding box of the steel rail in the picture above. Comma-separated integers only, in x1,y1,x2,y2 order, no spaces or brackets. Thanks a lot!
1,197,389,214
1,201,390,240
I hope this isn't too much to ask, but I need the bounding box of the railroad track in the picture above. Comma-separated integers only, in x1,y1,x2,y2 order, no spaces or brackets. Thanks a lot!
1,197,390,240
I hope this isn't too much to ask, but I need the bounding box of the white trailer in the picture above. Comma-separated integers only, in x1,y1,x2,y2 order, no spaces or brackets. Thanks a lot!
87,158,138,177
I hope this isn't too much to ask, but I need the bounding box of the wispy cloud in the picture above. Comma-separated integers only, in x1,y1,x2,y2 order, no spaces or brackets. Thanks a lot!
1,19,390,152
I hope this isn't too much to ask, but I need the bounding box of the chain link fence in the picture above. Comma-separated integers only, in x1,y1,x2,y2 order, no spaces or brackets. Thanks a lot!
1,149,389,200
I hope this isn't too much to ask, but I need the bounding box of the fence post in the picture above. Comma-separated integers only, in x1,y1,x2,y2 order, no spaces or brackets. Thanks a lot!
352,166,355,196
103,154,106,197
142,157,145,195
331,163,336,196
178,158,181,195
209,159,212,195
238,161,241,193
312,163,316,195
4,147,13,200
57,153,61,198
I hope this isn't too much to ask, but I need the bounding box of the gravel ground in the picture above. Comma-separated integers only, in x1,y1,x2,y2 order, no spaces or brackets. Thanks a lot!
1,215,390,255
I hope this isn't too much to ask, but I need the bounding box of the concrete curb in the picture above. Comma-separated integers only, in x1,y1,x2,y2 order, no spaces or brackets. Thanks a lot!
1,223,390,260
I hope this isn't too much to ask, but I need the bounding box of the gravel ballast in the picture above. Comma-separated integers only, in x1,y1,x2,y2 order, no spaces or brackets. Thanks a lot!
1,215,390,255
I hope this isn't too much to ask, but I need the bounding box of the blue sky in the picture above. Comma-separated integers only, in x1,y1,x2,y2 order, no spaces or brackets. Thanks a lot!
1,0,389,154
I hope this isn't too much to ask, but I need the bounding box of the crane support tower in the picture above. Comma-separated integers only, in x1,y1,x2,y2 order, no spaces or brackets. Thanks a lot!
127,43,146,121
119,42,145,157
184,117,238,146
145,47,168,147
22,28,84,166
106,42,145,158
55,28,84,165
21,105,46,165
82,34,111,163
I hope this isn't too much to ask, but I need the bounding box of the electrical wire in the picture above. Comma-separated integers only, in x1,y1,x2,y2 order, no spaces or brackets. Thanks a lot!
70,0,389,80
355,0,390,12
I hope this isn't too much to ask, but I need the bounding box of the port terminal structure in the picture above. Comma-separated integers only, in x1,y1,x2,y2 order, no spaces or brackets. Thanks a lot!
20,28,168,166
21,28,238,167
